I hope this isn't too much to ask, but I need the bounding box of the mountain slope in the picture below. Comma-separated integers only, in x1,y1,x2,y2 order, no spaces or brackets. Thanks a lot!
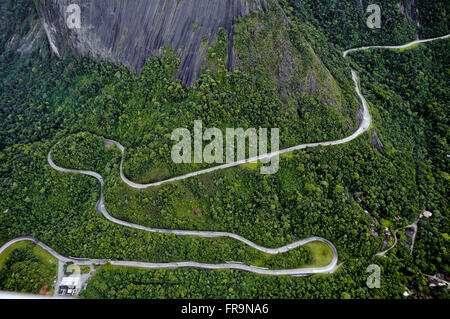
36,0,268,85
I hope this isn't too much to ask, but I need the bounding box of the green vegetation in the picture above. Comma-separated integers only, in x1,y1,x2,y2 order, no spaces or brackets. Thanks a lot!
0,242,57,294
280,0,449,50
64,262,90,275
0,241,30,269
232,8,351,121
2,4,360,185
305,242,333,268
0,0,448,299
351,39,449,283
80,28,449,300
51,132,121,176
78,253,416,299
416,1,450,38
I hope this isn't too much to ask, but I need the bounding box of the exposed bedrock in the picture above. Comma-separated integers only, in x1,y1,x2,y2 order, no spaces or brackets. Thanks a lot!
36,0,269,85
371,128,384,151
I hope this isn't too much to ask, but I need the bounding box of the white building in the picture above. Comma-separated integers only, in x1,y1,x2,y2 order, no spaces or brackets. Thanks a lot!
59,276,82,296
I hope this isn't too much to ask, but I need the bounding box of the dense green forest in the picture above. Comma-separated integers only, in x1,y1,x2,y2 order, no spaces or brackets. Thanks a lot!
80,38,450,297
0,242,57,294
281,0,449,48
78,256,414,299
0,0,448,298
1,3,361,184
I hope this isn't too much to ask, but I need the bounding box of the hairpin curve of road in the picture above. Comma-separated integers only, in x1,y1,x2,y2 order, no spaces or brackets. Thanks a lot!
3,34,448,278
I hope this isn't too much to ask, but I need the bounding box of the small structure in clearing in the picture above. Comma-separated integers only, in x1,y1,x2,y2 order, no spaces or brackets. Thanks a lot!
58,276,82,296
422,211,432,218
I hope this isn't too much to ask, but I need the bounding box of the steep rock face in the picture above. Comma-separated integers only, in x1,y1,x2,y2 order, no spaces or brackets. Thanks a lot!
36,0,268,85
399,0,421,27
408,0,421,27
371,128,384,151
0,0,45,54
15,20,44,53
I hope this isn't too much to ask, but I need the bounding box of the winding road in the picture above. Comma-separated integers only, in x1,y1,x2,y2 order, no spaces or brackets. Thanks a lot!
0,236,338,276
101,70,370,190
3,35,449,280
375,214,422,257
342,34,450,57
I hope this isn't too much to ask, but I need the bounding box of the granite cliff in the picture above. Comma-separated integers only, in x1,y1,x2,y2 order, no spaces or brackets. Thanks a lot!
36,0,270,85
35,0,347,113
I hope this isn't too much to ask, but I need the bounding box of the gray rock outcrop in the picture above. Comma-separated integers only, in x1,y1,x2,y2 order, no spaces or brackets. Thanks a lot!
371,128,384,151
36,0,268,85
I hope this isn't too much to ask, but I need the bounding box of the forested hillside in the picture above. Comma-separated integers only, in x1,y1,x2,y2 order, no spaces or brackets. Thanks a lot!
0,0,448,299
0,242,57,294
79,38,449,299
281,0,449,48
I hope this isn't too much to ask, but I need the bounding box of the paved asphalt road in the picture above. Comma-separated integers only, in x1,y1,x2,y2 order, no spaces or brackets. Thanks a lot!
1,35,448,285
